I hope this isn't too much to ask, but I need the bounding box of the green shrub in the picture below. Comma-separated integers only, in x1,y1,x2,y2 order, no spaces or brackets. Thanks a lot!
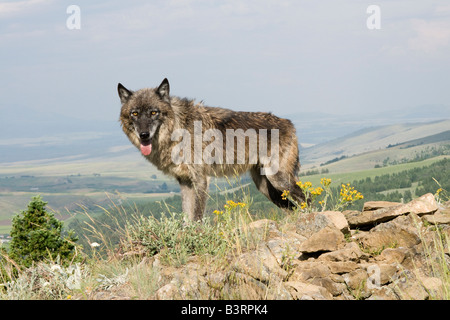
8,196,81,268
122,212,227,266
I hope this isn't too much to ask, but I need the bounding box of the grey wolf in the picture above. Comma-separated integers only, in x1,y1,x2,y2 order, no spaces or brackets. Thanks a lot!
118,78,306,221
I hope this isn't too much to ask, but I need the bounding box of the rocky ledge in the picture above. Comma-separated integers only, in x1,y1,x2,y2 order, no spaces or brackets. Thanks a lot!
150,193,450,300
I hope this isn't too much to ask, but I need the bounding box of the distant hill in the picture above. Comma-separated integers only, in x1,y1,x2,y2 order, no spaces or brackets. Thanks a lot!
1,101,449,165
301,119,450,166
287,103,450,146
394,130,450,148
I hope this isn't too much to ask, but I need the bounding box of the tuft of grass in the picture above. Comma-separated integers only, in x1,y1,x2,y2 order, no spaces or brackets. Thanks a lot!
0,258,89,300
121,212,227,267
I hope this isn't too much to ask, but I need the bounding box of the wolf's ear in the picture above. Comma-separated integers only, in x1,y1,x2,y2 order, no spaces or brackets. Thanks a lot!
157,78,170,102
118,83,133,104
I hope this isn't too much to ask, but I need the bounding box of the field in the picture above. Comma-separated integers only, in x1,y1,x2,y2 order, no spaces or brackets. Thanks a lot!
303,155,449,186
0,154,252,234
1,118,449,235
1,153,448,235
0,155,178,234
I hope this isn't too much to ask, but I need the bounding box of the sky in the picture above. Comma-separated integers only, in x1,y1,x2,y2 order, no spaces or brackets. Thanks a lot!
1,0,450,124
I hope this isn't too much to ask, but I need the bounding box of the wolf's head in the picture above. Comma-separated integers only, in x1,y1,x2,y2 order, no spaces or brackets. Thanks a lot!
118,78,171,156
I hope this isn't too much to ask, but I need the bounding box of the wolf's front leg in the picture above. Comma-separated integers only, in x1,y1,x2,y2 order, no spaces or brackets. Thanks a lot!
178,176,209,221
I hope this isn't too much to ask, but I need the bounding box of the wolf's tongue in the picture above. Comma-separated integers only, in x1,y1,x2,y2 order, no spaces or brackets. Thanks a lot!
140,143,152,156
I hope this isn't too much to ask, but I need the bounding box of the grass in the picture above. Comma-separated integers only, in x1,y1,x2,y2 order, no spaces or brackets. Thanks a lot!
412,219,450,299
1,161,449,299
0,153,445,234
0,173,286,299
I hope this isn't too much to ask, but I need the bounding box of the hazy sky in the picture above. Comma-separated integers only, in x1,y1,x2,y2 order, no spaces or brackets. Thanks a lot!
1,0,450,123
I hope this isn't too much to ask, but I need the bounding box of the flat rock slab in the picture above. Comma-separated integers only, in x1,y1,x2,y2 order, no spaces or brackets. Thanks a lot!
299,226,345,254
345,193,438,229
422,213,450,225
296,211,349,237
363,201,401,211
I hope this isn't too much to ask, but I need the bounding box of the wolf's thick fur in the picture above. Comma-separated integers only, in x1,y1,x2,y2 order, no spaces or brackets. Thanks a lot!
118,78,306,221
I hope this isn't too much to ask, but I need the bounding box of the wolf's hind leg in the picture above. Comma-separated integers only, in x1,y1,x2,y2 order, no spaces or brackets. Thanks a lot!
252,167,307,210
250,167,295,210
265,170,307,205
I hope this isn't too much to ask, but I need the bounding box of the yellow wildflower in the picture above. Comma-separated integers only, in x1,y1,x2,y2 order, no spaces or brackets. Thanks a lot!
339,183,363,203
311,187,323,196
281,190,290,200
320,178,332,187
224,200,246,210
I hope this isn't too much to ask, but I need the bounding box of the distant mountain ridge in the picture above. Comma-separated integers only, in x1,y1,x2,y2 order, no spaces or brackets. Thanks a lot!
301,119,450,166
0,103,449,165
289,104,450,145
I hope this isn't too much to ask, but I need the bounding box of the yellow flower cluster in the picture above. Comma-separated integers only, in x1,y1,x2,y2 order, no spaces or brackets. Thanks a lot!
296,181,323,196
281,190,290,200
320,178,332,187
213,210,224,215
435,188,443,195
224,200,246,210
296,181,312,189
339,183,364,202
311,187,324,196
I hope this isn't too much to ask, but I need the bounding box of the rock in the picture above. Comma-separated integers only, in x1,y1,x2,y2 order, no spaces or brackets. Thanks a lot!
225,272,293,300
319,242,367,263
376,247,407,264
205,271,227,291
155,263,210,299
299,226,345,254
311,277,347,297
346,193,438,229
225,272,271,299
326,261,359,274
366,286,398,300
343,269,368,291
146,206,449,301
284,281,333,300
321,211,350,234
363,201,401,211
390,273,429,300
295,211,348,237
155,275,209,300
233,246,288,282
244,219,282,247
418,276,444,298
394,193,438,217
368,263,398,286
357,214,422,251
358,229,418,252
266,236,303,266
288,261,346,296
155,283,180,300
290,261,331,282
267,283,293,300
422,213,450,225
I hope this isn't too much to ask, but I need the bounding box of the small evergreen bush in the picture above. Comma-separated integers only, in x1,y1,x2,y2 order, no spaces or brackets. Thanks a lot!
8,196,81,268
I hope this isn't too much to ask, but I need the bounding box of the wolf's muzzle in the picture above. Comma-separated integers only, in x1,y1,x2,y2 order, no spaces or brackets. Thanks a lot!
140,132,150,142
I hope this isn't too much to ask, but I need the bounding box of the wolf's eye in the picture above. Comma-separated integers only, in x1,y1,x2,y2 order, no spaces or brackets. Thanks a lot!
151,111,157,116
131,112,138,117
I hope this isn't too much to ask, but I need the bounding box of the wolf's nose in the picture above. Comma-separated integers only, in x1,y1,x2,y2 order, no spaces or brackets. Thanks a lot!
140,132,150,140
